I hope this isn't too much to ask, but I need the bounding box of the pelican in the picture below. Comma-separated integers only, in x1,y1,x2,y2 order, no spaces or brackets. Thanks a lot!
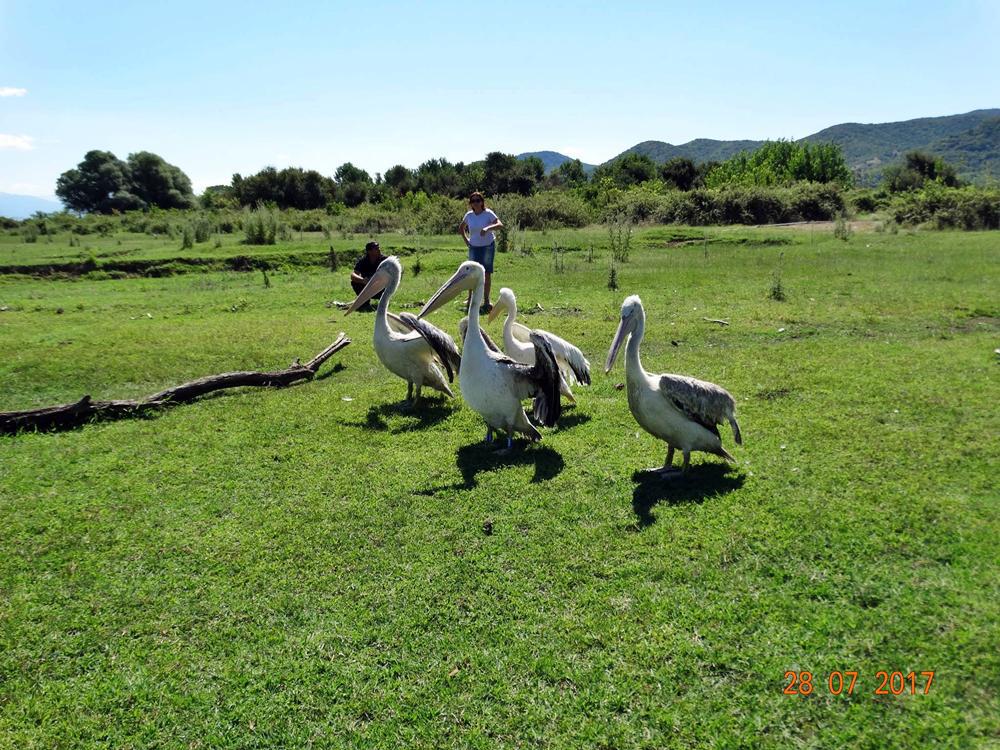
487,287,590,402
419,261,562,449
606,295,742,473
346,256,461,405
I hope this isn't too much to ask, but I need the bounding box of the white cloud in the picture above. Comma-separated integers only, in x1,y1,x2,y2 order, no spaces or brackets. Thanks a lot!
0,87,28,97
0,134,35,150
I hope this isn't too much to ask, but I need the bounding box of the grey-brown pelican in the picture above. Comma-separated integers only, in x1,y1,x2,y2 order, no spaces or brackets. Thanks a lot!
419,261,562,449
606,295,742,473
346,256,461,405
487,287,590,402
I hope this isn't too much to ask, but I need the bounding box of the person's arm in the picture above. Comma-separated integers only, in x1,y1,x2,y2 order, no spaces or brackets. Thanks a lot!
479,211,503,235
351,257,367,284
458,218,471,246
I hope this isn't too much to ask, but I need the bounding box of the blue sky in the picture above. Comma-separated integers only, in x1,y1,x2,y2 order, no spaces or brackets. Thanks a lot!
1,0,998,197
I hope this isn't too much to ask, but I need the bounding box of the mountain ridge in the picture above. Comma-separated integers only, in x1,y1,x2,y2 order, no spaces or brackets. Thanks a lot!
519,109,1000,184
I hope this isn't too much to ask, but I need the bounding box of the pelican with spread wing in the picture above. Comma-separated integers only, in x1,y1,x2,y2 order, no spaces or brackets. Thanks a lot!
487,287,590,402
606,295,742,473
420,261,562,449
346,256,461,405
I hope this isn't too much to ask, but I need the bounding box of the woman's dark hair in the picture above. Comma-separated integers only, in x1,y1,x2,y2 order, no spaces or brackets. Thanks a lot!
468,191,485,204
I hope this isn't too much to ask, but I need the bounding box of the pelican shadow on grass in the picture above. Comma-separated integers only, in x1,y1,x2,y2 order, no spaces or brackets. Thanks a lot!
416,442,565,494
356,396,458,433
631,464,745,528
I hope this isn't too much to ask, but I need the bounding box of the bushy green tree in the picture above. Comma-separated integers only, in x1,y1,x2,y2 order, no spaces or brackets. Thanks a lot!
883,151,962,193
56,150,141,213
334,162,373,207
384,165,418,197
549,158,588,188
592,153,658,189
704,140,852,188
230,167,333,209
127,151,195,209
660,157,698,191
480,152,543,196
56,149,195,213
201,185,237,209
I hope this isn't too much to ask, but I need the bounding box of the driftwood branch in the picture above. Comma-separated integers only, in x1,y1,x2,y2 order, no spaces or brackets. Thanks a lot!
702,317,730,326
1,333,351,436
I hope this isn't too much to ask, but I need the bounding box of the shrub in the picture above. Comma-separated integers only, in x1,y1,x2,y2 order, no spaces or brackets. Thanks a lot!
192,216,214,243
607,215,633,263
22,224,40,243
244,204,279,245
180,223,195,249
890,184,1000,230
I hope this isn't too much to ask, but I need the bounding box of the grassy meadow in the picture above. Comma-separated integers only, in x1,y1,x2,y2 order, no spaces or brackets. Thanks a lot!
1,223,998,748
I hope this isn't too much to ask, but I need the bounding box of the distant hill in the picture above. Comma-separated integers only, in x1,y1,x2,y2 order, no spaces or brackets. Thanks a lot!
590,109,1000,185
609,138,766,166
923,116,1000,183
802,109,1000,183
516,151,597,175
0,193,63,220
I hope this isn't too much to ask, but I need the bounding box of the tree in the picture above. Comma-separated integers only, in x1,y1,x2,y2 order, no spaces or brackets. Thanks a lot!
883,151,961,193
230,167,333,208
201,185,237,209
334,162,373,207
592,153,658,189
704,140,852,188
660,157,698,191
56,150,195,213
481,152,542,196
56,150,139,213
416,158,461,197
384,164,417,197
552,158,588,188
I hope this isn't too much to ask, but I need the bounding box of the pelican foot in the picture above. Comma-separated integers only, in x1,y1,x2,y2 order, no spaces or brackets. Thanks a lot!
646,466,683,477
492,436,515,454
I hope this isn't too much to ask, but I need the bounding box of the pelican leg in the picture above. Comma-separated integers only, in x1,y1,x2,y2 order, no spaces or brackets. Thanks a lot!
406,382,413,402
681,450,691,472
495,434,514,455
647,444,682,476
484,427,495,444
413,384,422,407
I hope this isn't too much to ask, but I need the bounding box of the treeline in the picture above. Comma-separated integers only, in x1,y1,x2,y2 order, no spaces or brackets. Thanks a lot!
43,143,998,231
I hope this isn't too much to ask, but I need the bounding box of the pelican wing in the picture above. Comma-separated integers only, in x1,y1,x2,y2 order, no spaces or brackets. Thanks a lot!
657,374,735,436
459,316,502,353
398,312,462,382
386,312,414,335
510,320,533,343
535,328,591,385
498,333,562,427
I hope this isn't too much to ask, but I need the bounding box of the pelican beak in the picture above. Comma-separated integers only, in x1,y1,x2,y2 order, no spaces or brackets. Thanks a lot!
605,314,631,373
487,298,504,323
345,268,389,315
419,266,473,318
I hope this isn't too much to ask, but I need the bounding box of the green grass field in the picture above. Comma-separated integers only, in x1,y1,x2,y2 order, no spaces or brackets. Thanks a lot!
1,225,998,748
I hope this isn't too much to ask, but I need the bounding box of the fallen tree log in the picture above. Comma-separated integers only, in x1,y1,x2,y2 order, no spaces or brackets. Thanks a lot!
1,332,351,436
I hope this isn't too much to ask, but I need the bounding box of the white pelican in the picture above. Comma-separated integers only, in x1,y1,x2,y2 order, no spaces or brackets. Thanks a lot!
606,295,742,473
419,261,562,449
346,256,461,405
487,287,590,402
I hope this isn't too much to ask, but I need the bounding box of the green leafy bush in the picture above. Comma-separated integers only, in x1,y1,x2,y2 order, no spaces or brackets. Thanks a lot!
244,205,280,245
891,184,1000,230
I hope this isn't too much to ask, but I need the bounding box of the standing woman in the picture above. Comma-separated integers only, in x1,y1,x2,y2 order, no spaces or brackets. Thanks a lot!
459,191,503,314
